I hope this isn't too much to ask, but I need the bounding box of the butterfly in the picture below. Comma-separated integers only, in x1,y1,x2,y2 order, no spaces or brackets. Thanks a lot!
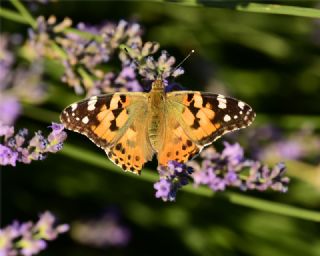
60,79,255,174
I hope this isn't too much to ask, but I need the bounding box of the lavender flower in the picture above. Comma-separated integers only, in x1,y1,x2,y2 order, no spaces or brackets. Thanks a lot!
71,213,130,248
28,15,72,58
154,142,289,202
154,179,172,201
0,211,69,256
137,50,184,80
154,161,193,202
0,122,67,166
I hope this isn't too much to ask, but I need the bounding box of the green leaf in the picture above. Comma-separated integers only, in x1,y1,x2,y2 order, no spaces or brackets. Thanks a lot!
236,3,320,19
0,7,29,25
9,0,36,28
160,1,320,19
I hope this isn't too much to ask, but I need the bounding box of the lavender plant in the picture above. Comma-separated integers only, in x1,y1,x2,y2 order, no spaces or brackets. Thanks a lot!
0,211,69,256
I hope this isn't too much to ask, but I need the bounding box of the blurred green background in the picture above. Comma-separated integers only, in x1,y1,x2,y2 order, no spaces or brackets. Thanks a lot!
2,1,320,255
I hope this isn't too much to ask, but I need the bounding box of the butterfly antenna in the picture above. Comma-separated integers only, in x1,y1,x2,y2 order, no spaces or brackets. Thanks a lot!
171,49,195,76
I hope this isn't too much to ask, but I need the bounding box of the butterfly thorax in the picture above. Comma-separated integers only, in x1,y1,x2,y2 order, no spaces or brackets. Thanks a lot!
147,80,166,151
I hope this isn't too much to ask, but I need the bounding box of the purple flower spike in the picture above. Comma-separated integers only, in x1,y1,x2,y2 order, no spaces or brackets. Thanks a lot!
154,142,289,202
154,161,193,202
0,122,67,166
221,142,244,167
0,211,68,256
189,142,289,194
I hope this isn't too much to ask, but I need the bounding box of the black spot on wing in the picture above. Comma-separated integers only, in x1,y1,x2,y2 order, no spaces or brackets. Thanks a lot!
115,143,122,151
186,140,193,147
110,119,118,131
191,117,201,129
120,95,126,102
187,93,193,102
112,108,123,118
188,100,199,116
201,96,213,108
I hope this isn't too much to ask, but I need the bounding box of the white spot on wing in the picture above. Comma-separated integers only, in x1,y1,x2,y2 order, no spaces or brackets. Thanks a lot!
71,103,78,111
217,94,227,109
87,96,97,111
218,102,227,109
224,114,231,122
238,101,245,110
82,116,89,124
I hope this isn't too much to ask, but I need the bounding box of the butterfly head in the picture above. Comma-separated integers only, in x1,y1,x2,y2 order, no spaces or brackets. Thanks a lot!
151,79,166,91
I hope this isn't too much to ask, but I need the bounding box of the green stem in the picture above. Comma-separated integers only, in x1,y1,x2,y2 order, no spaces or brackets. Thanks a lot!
225,192,320,222
163,0,320,19
77,67,95,88
236,3,320,18
0,7,29,25
9,0,36,28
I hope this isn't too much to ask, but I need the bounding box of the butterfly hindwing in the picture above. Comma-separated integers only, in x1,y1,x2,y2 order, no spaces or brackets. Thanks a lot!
60,92,154,174
157,109,200,166
106,115,154,174
167,91,255,146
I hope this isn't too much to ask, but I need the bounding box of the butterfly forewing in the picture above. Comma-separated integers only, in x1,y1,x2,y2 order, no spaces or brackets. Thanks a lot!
167,91,255,146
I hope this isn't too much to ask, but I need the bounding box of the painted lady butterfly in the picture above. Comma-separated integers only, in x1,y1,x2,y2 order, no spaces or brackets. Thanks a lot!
60,79,255,174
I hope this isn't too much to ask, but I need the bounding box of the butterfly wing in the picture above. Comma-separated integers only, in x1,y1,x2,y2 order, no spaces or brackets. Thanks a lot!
60,92,154,174
157,109,201,166
156,91,255,165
